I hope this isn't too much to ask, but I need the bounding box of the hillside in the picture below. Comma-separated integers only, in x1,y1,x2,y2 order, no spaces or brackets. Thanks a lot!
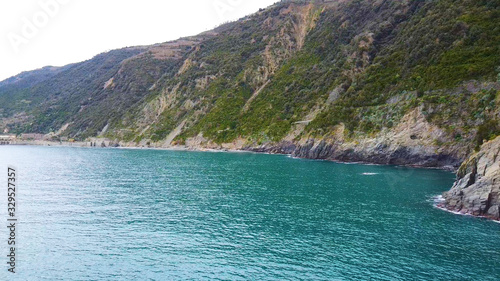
1,0,499,171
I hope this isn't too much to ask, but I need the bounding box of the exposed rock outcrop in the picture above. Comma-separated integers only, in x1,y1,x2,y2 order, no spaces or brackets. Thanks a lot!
442,136,500,221
244,108,466,169
290,139,462,168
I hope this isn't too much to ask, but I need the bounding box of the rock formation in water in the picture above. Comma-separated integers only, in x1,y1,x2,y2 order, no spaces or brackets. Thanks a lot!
443,136,500,220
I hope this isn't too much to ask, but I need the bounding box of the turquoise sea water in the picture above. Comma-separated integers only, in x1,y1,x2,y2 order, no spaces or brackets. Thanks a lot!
0,145,499,280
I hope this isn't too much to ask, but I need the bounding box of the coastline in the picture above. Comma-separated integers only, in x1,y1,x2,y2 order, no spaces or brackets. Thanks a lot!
434,195,500,223
8,139,500,223
3,140,458,171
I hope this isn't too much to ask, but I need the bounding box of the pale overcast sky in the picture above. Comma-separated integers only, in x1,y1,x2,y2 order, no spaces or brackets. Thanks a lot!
0,0,278,81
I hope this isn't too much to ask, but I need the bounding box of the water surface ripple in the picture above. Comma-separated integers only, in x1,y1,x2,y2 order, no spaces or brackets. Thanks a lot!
0,146,499,280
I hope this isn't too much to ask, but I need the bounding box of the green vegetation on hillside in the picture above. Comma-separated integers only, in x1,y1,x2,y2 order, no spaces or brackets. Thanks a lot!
0,0,498,153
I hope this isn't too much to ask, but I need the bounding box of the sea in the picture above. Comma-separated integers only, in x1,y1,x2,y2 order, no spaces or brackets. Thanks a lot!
0,145,499,280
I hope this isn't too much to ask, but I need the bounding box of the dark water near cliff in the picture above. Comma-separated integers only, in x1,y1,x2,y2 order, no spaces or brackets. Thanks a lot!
0,145,499,280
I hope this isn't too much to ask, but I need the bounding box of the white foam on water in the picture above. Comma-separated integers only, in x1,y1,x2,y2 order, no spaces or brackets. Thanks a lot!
362,172,379,175
433,195,445,203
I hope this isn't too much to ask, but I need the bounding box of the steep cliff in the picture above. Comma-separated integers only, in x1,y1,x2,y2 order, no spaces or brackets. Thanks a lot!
442,136,500,220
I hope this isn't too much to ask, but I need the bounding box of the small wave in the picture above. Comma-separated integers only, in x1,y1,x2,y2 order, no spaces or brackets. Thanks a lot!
435,204,470,216
362,172,379,175
432,196,470,217
432,195,453,211
432,195,445,204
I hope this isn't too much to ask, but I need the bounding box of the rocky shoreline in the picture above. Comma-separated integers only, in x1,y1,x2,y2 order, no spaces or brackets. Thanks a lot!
6,135,500,222
7,137,463,171
245,140,462,171
440,136,500,221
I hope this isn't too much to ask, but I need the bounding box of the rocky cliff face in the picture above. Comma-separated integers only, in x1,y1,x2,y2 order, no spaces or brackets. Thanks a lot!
442,136,500,221
241,107,466,169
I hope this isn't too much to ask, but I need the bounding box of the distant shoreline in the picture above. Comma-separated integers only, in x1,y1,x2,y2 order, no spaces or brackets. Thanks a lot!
2,140,263,155
3,140,456,172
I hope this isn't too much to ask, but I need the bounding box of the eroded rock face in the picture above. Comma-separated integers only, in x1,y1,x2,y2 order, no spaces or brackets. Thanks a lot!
289,138,462,168
442,136,500,220
286,108,466,169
